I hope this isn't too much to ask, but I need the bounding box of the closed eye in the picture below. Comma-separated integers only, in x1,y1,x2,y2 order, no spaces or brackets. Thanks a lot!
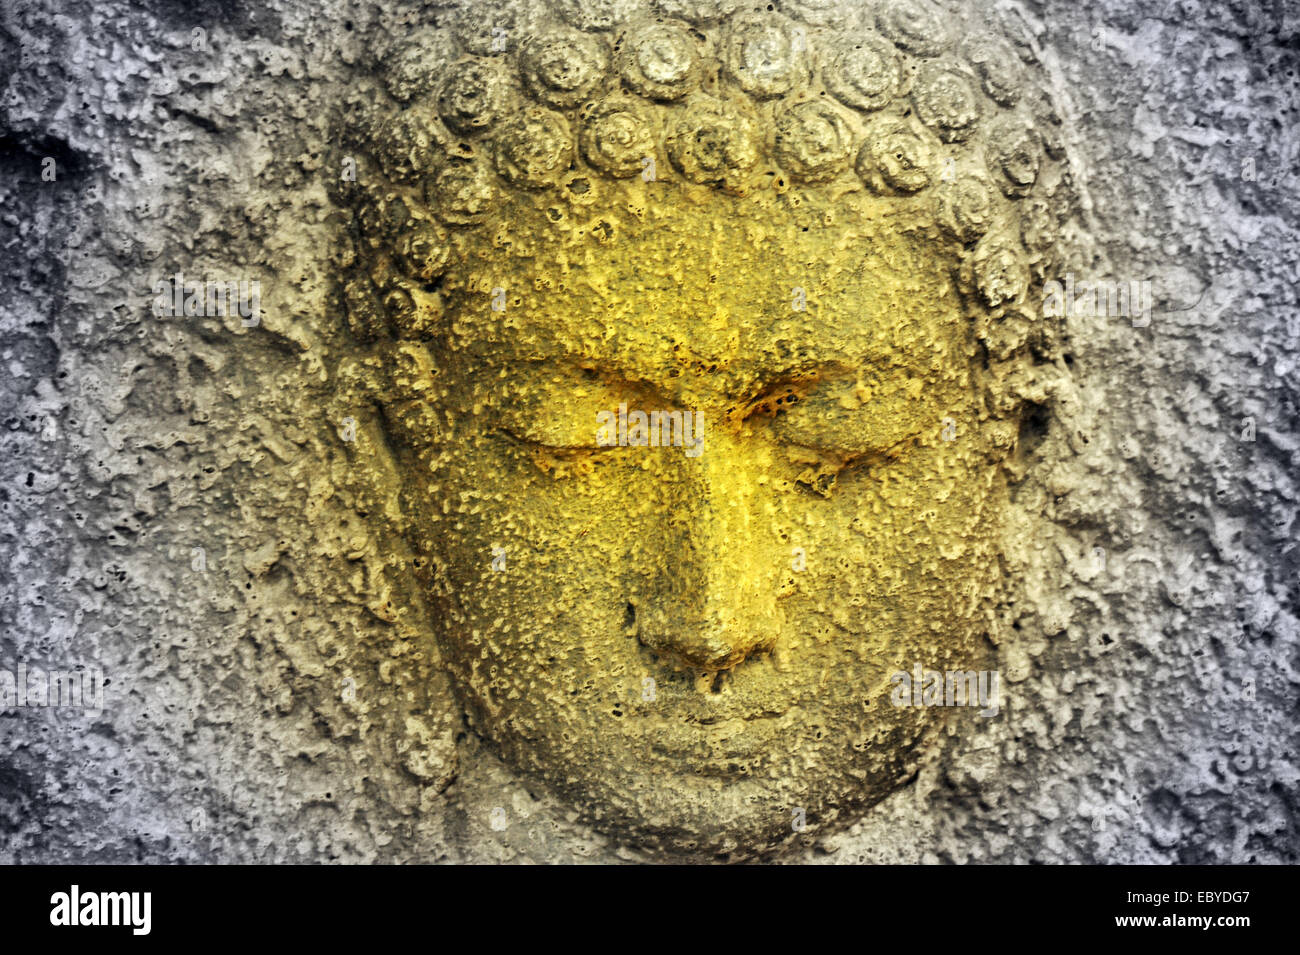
743,369,930,458
494,426,618,454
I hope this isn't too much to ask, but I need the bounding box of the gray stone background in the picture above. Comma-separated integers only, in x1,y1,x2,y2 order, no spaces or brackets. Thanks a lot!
0,0,1296,863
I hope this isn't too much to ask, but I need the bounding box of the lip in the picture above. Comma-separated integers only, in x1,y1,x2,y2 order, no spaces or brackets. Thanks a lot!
646,709,789,772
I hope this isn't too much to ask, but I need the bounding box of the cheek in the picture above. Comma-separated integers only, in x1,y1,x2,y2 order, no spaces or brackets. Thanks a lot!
784,447,1001,631
419,442,653,650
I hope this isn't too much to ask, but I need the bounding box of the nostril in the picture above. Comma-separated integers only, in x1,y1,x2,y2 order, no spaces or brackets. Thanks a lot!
689,640,742,671
624,601,637,633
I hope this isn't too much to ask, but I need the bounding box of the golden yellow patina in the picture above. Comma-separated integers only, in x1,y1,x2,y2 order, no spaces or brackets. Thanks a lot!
330,0,1075,856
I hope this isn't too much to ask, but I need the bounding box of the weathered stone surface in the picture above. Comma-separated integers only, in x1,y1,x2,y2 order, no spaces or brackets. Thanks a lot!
0,0,1295,863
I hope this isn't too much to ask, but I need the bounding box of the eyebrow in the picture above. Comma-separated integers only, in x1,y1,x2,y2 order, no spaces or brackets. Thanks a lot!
482,347,869,415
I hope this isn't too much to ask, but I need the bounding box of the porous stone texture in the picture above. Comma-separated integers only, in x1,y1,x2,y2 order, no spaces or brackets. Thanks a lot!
0,0,1296,863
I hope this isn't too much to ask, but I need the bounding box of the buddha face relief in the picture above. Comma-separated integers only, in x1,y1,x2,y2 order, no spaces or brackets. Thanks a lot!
337,0,1073,857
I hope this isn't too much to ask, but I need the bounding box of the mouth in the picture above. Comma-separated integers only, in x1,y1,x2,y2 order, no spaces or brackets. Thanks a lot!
646,709,790,776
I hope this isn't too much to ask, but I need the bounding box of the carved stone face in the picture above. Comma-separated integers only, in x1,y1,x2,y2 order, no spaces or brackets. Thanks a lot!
386,186,1010,855
340,0,1072,857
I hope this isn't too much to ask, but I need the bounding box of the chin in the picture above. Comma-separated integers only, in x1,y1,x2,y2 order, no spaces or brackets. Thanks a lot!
463,693,931,860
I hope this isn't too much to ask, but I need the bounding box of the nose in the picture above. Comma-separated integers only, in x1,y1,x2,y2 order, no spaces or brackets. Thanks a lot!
635,424,786,670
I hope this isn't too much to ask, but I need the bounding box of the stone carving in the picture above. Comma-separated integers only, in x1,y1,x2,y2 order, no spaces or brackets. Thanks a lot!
329,0,1079,858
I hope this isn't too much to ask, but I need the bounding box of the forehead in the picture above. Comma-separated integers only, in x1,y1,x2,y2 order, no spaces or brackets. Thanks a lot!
441,187,966,399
